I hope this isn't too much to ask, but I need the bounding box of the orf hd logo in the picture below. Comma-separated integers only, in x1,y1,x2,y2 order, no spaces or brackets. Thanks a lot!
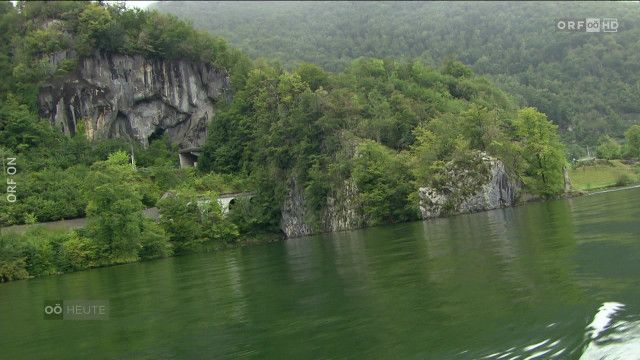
556,18,619,33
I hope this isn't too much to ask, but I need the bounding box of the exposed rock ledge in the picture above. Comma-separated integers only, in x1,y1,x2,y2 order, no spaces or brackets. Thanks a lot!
280,153,522,238
418,153,521,219
280,178,364,238
38,53,231,148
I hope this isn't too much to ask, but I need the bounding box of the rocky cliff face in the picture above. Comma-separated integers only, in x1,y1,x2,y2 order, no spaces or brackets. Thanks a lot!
280,178,314,238
38,53,231,148
418,153,521,219
280,178,364,238
280,153,521,238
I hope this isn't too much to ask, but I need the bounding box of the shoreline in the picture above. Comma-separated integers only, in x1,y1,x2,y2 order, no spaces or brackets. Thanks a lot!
0,232,283,284
3,184,640,283
4,181,637,235
585,183,640,196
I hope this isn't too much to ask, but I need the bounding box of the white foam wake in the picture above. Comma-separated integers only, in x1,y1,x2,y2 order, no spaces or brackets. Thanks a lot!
586,302,625,339
580,302,640,360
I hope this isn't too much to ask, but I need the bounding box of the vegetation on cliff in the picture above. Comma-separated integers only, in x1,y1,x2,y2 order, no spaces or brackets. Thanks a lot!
0,1,250,226
2,1,250,110
199,58,567,230
0,2,252,281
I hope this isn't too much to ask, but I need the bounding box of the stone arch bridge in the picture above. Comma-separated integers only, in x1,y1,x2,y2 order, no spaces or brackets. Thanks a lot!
216,192,255,214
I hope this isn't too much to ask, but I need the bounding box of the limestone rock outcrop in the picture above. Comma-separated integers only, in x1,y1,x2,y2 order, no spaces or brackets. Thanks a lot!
281,153,522,238
280,178,364,238
38,53,231,149
418,153,521,219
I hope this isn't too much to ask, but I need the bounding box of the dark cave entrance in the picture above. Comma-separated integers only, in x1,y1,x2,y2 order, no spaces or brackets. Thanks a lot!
148,127,166,144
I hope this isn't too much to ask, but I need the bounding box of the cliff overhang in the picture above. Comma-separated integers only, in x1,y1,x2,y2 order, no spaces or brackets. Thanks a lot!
38,53,231,149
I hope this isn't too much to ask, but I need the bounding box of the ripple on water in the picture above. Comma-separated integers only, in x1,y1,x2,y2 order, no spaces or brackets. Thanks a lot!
478,302,640,360
480,336,567,360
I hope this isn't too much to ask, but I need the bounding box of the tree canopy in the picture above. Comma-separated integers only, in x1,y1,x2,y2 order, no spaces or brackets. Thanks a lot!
200,58,566,229
152,1,640,146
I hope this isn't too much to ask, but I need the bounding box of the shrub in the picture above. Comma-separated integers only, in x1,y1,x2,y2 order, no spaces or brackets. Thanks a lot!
0,257,29,282
157,189,239,254
0,166,89,225
139,219,173,260
24,213,38,225
60,232,99,272
0,234,29,282
85,151,145,264
596,135,621,160
226,197,264,235
352,141,417,225
615,173,633,187
514,108,566,197
625,125,640,159
21,228,65,277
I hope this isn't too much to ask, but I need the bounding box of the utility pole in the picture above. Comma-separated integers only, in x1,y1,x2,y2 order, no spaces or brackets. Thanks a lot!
130,141,136,170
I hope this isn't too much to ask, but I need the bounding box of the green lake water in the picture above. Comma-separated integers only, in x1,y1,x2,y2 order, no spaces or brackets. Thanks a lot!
1,188,640,359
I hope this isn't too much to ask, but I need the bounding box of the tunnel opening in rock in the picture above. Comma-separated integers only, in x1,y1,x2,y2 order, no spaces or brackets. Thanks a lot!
148,127,166,144
178,147,202,168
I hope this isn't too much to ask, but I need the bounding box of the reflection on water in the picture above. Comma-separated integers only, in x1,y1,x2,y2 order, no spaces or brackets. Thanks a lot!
0,189,640,359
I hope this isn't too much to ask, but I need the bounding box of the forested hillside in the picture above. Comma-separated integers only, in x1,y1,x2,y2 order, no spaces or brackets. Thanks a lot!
152,1,640,149
0,1,251,281
0,1,594,281
198,58,566,234
0,1,249,225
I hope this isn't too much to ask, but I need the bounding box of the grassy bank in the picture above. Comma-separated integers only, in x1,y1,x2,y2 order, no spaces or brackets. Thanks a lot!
569,159,640,191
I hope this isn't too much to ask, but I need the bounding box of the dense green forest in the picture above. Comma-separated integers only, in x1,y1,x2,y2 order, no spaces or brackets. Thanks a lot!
199,58,567,233
152,1,640,150
0,0,250,225
1,1,638,282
